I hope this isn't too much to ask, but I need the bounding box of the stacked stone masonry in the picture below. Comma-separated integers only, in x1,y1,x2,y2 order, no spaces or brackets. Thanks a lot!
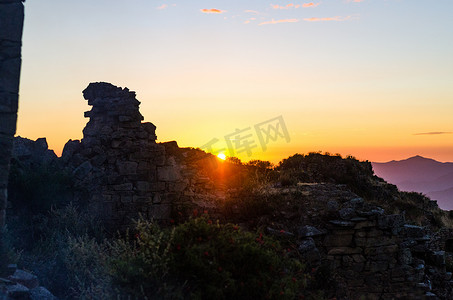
62,83,222,229
295,192,453,299
62,83,172,228
0,0,24,274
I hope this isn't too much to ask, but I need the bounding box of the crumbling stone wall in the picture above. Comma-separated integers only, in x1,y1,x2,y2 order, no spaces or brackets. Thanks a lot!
293,189,453,299
0,0,24,269
63,83,191,229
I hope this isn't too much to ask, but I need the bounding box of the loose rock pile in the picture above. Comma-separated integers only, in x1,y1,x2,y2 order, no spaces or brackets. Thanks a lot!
0,265,56,300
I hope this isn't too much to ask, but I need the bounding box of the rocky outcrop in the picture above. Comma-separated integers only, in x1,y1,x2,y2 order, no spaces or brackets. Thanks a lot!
12,137,57,168
0,0,24,273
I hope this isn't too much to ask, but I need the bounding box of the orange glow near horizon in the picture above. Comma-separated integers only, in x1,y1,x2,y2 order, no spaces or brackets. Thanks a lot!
16,1,453,165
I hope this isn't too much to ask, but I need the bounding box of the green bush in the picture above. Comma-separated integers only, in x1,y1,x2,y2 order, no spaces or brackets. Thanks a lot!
11,205,309,299
109,216,306,299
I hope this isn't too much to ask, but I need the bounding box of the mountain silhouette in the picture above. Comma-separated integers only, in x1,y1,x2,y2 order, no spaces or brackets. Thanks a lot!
372,156,453,210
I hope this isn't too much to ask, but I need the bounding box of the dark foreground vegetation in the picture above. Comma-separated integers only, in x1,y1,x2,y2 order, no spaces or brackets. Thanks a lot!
4,151,453,299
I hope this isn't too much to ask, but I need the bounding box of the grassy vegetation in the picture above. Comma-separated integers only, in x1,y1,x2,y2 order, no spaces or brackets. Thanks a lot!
6,151,453,298
7,204,311,299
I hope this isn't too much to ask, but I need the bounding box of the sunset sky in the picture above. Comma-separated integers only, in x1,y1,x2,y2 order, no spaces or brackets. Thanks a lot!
17,0,453,163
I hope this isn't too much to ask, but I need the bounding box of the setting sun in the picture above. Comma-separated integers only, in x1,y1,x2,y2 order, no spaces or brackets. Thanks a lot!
217,153,226,160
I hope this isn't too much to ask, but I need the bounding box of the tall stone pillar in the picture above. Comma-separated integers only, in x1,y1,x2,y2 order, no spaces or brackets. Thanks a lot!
0,0,24,269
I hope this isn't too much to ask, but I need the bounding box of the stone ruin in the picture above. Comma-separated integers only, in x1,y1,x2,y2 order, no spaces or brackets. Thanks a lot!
62,82,224,230
62,82,182,228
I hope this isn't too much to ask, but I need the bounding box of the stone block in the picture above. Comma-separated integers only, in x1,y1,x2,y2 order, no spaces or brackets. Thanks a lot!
91,154,107,166
378,214,405,230
364,244,399,256
152,193,162,204
355,231,367,238
6,283,29,299
0,1,24,42
342,255,354,266
0,91,18,113
398,248,412,265
0,187,6,208
356,236,397,248
329,220,355,227
298,237,316,253
339,207,356,220
132,196,152,204
121,196,132,203
0,209,5,227
404,225,424,238
149,182,165,192
135,181,150,192
332,229,355,235
117,161,138,175
0,39,21,62
8,269,39,289
326,200,339,212
137,161,150,172
298,225,325,238
0,58,21,93
150,204,171,220
428,251,445,267
327,247,362,255
367,229,383,238
351,262,364,272
151,152,166,166
347,278,364,287
29,286,57,300
352,254,366,263
143,122,156,134
112,183,133,191
167,181,187,192
73,161,93,179
324,233,353,247
354,220,376,229
157,166,180,181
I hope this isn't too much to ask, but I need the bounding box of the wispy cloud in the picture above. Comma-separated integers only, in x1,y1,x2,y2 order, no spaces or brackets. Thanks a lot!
271,4,301,9
302,2,320,8
244,17,257,24
156,4,167,10
304,16,352,22
414,132,453,136
348,0,364,2
244,10,260,14
201,8,227,14
259,18,299,25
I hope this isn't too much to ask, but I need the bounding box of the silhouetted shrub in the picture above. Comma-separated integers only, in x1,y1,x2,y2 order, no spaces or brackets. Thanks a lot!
277,152,375,198
8,161,74,215
109,216,306,299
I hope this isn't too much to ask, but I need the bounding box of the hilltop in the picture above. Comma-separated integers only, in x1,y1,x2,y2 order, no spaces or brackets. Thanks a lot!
373,156,453,210
4,83,453,299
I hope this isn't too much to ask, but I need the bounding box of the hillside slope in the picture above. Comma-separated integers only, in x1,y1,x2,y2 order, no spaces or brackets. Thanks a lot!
372,156,453,210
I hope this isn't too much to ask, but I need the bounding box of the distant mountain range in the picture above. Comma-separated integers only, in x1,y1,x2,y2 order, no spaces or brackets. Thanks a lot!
372,156,453,210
